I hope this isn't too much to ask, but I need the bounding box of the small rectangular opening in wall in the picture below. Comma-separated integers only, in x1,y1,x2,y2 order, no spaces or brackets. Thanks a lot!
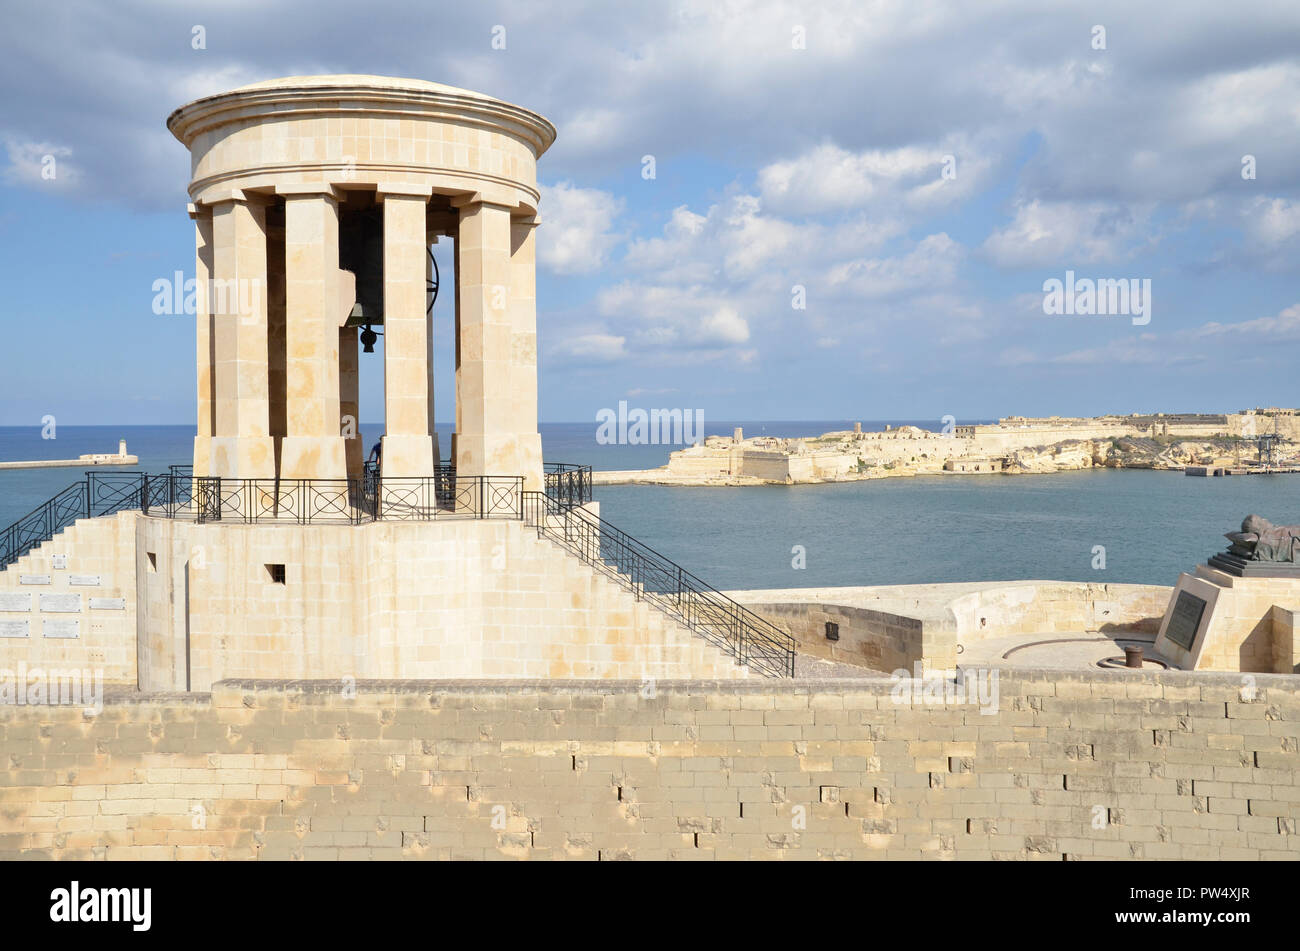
825,621,839,641
146,552,157,573
266,563,286,585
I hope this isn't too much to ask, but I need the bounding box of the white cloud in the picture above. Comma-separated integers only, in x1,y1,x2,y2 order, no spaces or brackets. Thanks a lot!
699,306,750,344
624,195,804,283
758,142,939,214
1244,197,1300,247
595,283,752,351
549,332,627,365
1051,336,1174,367
982,200,1150,268
1195,303,1300,341
1,137,78,188
757,137,996,217
536,181,625,275
825,233,961,298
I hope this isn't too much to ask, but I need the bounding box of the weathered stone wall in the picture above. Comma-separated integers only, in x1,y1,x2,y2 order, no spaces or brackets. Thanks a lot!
135,515,748,689
6,510,753,692
949,582,1170,642
738,601,932,672
729,582,1171,673
2,671,1296,860
0,512,138,685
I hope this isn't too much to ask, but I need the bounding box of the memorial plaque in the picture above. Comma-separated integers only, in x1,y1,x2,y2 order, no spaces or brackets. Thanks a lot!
51,554,67,570
69,575,101,587
39,593,82,614
89,598,126,611
43,619,79,639
1166,591,1207,651
19,575,50,585
0,593,31,612
0,620,29,638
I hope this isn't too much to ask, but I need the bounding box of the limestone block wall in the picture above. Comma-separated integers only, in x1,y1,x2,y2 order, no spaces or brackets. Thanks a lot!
737,601,936,673
136,515,747,690
730,582,1170,674
0,513,138,684
967,425,1127,454
661,450,731,479
742,452,797,481
0,670,1296,860
949,583,1170,643
1166,421,1234,438
1232,413,1300,440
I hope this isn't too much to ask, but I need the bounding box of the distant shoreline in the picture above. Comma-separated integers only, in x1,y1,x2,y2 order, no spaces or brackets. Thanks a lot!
591,464,1155,487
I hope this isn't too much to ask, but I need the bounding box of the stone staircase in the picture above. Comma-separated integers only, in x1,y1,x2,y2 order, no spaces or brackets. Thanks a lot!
507,519,749,679
522,492,796,678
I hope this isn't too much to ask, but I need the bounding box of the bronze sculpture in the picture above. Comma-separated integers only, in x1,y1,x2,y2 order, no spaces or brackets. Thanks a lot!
1225,515,1300,563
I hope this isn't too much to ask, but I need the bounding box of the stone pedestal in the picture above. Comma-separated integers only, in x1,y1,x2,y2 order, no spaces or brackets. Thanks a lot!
1154,562,1300,672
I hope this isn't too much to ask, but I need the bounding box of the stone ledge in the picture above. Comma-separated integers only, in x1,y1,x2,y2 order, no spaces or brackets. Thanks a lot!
197,667,1295,696
4,665,1291,711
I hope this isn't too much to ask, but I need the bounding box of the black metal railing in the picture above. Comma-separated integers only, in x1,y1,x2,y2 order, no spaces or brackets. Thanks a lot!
2,468,528,565
544,462,593,507
364,461,458,509
522,491,795,678
139,472,524,524
0,472,147,569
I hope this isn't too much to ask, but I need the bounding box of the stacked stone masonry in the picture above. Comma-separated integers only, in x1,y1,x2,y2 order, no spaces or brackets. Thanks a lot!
1,671,1296,860
0,513,137,684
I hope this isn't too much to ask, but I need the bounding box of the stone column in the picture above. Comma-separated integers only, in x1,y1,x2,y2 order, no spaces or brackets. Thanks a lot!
453,199,517,484
377,186,435,478
510,215,544,491
190,204,214,477
278,185,347,481
208,193,274,479
339,325,362,478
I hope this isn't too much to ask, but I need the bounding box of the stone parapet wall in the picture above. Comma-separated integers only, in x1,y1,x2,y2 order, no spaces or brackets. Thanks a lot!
729,582,1171,673
949,582,1170,642
737,601,933,672
0,670,1296,860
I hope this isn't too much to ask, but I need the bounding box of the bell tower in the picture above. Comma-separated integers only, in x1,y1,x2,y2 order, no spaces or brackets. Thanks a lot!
168,74,554,491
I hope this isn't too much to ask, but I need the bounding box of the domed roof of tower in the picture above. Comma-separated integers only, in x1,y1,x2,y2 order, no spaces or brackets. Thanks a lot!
227,74,497,102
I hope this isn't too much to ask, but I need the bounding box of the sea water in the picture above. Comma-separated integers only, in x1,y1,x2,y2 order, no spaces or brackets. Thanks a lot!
2,423,1294,589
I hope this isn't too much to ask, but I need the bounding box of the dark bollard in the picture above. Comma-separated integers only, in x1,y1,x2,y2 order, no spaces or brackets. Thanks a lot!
1124,646,1144,669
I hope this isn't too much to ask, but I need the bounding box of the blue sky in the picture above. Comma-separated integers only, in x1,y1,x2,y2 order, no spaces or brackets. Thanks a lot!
1,0,1298,426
